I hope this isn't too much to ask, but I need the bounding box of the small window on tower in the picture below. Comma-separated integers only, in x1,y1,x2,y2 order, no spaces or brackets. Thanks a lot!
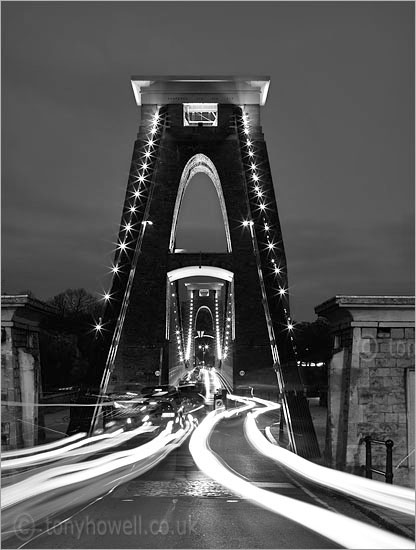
183,104,218,127
199,289,209,297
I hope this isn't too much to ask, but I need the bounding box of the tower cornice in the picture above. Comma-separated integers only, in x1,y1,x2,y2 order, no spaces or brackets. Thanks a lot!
131,76,270,106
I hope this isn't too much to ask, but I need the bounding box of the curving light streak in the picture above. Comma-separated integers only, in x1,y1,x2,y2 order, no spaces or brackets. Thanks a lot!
1,433,87,460
1,431,121,471
214,369,233,394
189,408,413,549
1,423,161,471
244,410,415,517
202,368,212,403
210,370,222,393
2,420,192,511
2,420,194,542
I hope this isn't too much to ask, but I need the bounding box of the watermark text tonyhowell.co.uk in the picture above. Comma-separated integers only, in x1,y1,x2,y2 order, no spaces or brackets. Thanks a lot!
15,514,198,541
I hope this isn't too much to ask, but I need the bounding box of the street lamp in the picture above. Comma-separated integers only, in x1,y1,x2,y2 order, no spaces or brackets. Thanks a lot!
198,344,209,365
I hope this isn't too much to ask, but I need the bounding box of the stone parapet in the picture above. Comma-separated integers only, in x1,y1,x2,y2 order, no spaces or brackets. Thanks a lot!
315,295,415,488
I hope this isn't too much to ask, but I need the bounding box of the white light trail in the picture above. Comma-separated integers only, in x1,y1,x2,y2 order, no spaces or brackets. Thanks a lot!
244,410,415,517
2,421,192,510
189,408,413,549
1,433,87,459
1,423,162,471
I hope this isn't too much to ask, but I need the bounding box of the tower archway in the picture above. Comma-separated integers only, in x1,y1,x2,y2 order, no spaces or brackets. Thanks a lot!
169,153,232,253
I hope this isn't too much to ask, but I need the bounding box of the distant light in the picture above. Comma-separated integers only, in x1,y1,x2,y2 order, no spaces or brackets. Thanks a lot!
111,264,120,274
259,203,266,211
279,287,287,296
287,323,294,331
267,243,275,250
102,292,111,302
123,222,133,233
129,206,137,213
242,220,249,227
274,266,281,275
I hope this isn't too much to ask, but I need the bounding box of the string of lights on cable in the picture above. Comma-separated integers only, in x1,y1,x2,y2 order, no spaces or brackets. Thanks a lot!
170,282,186,367
185,291,194,364
222,287,233,361
94,109,162,336
239,110,298,358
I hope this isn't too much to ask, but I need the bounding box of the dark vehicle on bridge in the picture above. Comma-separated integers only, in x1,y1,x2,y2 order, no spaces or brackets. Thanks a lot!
105,398,184,431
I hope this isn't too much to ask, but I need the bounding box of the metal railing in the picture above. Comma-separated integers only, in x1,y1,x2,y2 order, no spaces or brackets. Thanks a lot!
361,435,394,484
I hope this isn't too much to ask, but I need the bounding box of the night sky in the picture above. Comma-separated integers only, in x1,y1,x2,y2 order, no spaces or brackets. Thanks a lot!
2,1,414,321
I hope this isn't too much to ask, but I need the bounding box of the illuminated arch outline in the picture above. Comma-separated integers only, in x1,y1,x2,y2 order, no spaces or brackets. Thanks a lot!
167,266,233,282
194,305,214,334
169,153,232,253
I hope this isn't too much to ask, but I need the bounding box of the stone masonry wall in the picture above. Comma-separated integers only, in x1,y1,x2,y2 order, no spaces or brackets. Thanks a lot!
348,325,415,486
1,323,41,449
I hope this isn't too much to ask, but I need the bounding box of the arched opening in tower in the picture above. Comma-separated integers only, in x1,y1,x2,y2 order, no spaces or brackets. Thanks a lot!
194,306,214,367
174,172,228,253
166,269,234,391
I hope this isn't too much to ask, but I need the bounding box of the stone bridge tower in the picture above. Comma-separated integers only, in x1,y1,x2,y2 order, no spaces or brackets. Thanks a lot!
93,77,319,458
